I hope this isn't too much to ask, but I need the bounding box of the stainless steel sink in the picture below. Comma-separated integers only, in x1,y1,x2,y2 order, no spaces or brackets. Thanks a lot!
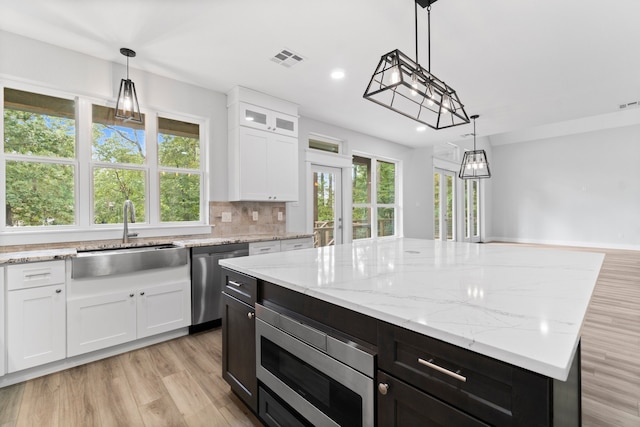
71,244,188,279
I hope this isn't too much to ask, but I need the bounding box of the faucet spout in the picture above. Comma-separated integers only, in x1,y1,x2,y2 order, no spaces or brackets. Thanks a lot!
123,199,138,243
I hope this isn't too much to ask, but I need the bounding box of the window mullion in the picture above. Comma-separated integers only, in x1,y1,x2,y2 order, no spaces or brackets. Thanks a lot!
147,113,159,225
77,97,92,227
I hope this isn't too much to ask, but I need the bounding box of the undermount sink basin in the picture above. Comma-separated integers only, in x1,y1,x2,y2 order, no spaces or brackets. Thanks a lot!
72,244,188,279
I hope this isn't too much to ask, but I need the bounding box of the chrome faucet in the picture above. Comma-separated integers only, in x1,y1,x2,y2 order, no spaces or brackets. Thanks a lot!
123,199,138,243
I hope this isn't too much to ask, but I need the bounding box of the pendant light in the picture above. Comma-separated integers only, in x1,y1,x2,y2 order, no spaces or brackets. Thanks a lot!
115,48,142,123
363,0,469,130
458,115,491,179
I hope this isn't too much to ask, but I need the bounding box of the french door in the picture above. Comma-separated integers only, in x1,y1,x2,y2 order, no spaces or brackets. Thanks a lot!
434,169,456,241
463,179,481,243
311,165,342,247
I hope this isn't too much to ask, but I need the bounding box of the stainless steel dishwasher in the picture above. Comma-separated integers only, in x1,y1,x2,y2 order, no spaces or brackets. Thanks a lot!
190,243,249,333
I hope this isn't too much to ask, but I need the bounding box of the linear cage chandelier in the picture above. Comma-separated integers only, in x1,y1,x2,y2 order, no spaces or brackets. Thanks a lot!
363,0,469,130
458,114,491,179
115,47,143,123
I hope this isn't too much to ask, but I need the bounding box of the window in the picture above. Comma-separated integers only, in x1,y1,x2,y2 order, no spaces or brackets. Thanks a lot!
352,155,398,240
3,88,76,227
1,85,206,238
308,133,342,154
158,117,201,222
92,104,147,224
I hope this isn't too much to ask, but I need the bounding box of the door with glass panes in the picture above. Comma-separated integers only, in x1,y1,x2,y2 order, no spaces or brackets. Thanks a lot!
434,169,456,241
312,165,342,247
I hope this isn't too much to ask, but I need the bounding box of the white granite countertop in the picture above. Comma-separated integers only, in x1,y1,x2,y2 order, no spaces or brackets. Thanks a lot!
0,233,312,264
219,238,604,381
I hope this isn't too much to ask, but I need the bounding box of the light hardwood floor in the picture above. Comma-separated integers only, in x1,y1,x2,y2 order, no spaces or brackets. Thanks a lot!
0,329,263,427
0,245,638,426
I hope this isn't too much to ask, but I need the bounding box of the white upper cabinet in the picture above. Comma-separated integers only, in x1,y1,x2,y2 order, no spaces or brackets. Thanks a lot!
228,86,299,202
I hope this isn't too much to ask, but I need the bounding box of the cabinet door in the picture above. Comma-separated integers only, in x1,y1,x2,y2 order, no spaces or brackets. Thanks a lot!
267,133,298,201
67,291,137,357
222,292,257,411
238,127,270,200
239,103,271,132
377,371,489,427
137,281,191,338
7,285,66,372
272,111,297,137
0,268,4,377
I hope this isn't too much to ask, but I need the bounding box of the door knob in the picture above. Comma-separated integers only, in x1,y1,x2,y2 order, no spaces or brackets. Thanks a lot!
378,383,389,395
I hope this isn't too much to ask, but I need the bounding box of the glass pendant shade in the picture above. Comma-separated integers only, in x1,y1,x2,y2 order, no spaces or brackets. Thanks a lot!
115,48,143,123
459,114,491,179
363,49,469,130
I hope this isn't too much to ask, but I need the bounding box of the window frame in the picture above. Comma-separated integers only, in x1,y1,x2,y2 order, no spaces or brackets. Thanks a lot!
1,82,209,245
351,152,401,241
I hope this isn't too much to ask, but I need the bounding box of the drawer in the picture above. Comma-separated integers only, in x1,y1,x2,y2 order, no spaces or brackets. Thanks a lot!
249,241,281,256
377,370,489,427
7,260,66,290
378,322,548,426
223,268,257,306
280,237,313,252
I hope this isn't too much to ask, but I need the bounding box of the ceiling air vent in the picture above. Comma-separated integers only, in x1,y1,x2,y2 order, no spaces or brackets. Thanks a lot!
271,48,305,68
619,100,640,110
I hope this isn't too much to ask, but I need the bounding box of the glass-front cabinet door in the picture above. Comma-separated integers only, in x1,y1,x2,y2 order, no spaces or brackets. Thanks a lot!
239,102,297,137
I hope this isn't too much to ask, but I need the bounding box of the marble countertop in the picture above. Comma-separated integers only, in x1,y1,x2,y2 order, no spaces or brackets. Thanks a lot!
0,232,312,264
219,238,604,381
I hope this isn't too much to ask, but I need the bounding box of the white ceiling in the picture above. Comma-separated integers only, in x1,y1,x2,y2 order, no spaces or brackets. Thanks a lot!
1,0,639,148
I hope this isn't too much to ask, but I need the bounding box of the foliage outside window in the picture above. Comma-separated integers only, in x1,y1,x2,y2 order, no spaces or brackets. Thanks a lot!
158,117,201,222
92,104,147,224
352,155,398,240
3,88,76,227
2,86,205,233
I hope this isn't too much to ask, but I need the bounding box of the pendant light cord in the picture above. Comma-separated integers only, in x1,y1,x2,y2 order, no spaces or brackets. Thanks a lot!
473,117,477,150
414,1,419,64
126,56,130,80
427,4,431,71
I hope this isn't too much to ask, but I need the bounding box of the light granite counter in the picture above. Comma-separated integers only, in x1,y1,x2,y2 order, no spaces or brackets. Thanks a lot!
0,232,312,264
219,237,604,381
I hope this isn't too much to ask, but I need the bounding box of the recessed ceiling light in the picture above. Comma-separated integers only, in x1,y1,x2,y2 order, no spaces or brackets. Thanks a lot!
331,69,345,80
416,126,426,132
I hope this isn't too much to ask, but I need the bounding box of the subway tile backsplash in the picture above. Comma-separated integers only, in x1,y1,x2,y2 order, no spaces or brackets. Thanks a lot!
209,201,286,237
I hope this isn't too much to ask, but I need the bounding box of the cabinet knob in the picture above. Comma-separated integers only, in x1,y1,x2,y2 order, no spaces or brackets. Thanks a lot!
140,291,145,296
247,312,255,320
130,293,135,298
378,383,389,395
55,288,62,294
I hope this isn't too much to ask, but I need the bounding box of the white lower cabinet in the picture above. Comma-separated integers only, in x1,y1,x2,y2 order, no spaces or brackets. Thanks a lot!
137,281,191,339
67,291,137,357
7,284,66,373
67,280,190,357
0,267,4,377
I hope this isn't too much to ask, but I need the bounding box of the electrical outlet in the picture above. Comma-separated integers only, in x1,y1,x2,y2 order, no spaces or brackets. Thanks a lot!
221,212,232,222
278,211,283,221
252,211,259,221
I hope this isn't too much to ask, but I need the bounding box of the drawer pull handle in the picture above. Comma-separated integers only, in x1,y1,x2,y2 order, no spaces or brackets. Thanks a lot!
25,272,51,279
228,280,243,287
260,247,271,252
55,289,62,294
378,383,389,395
417,358,467,383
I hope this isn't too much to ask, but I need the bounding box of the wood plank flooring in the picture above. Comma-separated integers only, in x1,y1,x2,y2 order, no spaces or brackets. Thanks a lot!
0,329,263,427
0,245,638,426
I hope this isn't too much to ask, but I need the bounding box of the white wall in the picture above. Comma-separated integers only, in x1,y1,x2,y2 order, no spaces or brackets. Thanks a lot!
490,124,640,250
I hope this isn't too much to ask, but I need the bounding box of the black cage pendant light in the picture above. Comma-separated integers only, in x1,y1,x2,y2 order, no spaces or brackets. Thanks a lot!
458,115,491,179
115,48,142,123
363,0,469,130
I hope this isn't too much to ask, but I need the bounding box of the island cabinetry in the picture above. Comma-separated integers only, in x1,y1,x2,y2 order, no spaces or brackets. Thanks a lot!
377,321,579,427
222,268,258,411
228,86,299,202
6,260,66,372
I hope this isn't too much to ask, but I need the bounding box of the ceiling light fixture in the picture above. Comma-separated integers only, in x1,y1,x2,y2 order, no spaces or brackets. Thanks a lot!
363,0,469,130
331,69,345,80
115,48,142,123
458,115,491,179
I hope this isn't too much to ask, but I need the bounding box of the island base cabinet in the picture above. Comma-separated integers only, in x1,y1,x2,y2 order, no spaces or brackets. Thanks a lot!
377,371,489,427
222,292,257,411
